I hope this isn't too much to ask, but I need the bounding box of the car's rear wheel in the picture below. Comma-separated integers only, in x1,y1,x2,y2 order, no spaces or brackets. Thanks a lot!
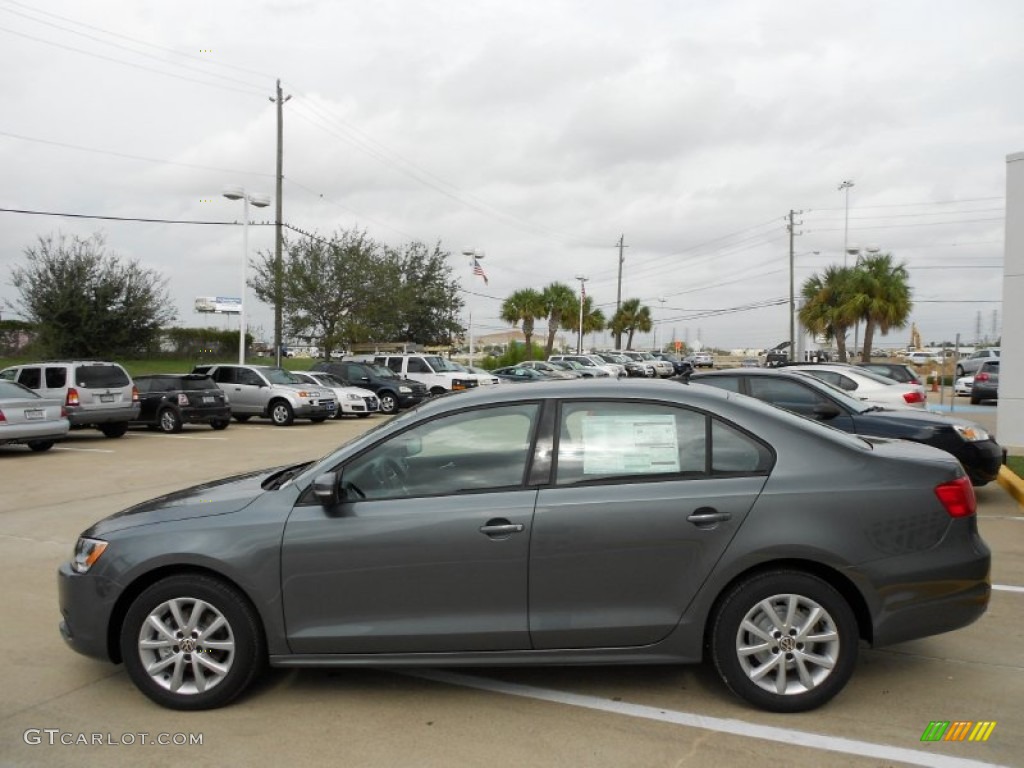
269,400,294,426
356,413,371,418
970,395,981,405
710,570,858,713
120,574,265,711
210,420,229,431
100,423,128,438
27,440,54,452
378,392,398,414
310,416,327,424
234,415,251,423
158,408,183,434
956,365,965,377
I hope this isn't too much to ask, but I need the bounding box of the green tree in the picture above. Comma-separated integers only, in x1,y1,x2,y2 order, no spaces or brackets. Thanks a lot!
561,295,607,351
799,265,858,362
609,298,652,350
8,232,176,357
499,288,545,359
848,253,913,362
541,282,578,356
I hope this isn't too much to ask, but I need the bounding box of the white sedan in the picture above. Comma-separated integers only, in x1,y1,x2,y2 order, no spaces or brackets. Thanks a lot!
955,376,974,397
0,380,69,451
291,371,380,418
785,364,927,409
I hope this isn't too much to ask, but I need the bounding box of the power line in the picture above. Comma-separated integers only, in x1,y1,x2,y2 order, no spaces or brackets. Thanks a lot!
807,216,1004,233
0,206,266,226
808,196,1004,211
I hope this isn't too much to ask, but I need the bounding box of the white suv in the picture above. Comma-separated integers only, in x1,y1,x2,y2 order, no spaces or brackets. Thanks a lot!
955,348,1000,378
372,354,477,395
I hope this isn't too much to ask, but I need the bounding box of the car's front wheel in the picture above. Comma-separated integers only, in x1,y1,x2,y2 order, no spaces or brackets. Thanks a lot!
100,423,128,438
27,440,54,452
956,365,965,377
210,419,229,431
269,400,294,426
378,391,398,414
120,574,265,711
710,570,858,713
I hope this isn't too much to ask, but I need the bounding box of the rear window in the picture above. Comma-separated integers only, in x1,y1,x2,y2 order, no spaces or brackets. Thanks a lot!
75,365,130,388
181,375,219,390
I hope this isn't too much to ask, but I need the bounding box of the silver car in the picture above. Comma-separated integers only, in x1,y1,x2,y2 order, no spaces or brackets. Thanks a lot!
0,380,69,451
58,380,990,713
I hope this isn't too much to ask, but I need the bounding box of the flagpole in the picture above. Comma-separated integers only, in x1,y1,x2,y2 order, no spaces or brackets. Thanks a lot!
461,249,488,366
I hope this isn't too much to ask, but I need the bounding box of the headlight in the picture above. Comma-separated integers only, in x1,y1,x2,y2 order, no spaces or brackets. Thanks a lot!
71,538,108,574
952,424,990,442
399,386,412,393
345,393,362,401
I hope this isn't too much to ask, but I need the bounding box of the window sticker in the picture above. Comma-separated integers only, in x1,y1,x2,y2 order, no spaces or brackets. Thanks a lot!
580,414,680,475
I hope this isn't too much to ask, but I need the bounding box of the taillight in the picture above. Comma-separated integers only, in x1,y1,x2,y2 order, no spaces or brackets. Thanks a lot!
66,387,79,407
178,393,189,405
976,372,989,382
0,408,6,423
903,391,925,404
934,476,976,518
132,385,139,403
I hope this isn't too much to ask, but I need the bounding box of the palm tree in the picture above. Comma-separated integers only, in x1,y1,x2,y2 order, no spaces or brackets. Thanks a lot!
540,282,578,356
499,288,545,359
609,298,653,350
799,265,858,362
848,253,912,362
561,295,607,351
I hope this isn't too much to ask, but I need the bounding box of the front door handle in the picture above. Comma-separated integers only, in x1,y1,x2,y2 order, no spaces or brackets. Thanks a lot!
687,508,731,526
479,520,524,537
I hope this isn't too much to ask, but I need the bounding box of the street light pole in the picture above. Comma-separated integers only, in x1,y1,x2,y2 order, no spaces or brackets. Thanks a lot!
575,275,588,353
224,186,270,365
838,180,854,267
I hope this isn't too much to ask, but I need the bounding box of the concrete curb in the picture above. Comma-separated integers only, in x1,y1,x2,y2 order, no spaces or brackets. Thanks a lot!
996,465,1024,510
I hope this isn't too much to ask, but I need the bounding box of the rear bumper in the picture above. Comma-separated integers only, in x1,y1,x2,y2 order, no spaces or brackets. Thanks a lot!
67,404,140,427
181,405,232,424
0,420,69,444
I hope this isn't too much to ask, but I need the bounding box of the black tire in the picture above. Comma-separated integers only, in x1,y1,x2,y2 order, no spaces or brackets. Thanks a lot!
100,422,128,438
356,413,371,419
970,395,980,405
378,391,398,414
310,416,328,424
210,420,230,431
27,440,54,452
430,386,447,396
710,570,858,713
269,400,294,426
956,365,965,377
158,408,183,434
234,415,252,423
120,574,265,711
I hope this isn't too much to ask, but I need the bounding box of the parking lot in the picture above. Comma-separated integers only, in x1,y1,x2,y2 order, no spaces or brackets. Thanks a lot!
1,409,1021,768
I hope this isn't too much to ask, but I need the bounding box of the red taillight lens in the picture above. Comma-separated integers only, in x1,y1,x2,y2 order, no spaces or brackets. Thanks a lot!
132,385,139,403
976,372,989,382
66,387,79,406
934,476,976,518
903,391,925,404
0,408,6,422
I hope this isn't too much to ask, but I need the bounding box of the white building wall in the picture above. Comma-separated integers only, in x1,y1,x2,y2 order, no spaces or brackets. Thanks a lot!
997,151,1024,451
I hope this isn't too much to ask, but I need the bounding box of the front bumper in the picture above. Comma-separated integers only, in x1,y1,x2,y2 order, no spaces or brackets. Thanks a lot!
57,561,118,662
293,400,337,418
952,439,1004,484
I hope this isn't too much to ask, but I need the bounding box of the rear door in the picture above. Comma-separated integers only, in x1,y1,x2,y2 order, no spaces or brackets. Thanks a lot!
71,364,132,414
529,400,772,649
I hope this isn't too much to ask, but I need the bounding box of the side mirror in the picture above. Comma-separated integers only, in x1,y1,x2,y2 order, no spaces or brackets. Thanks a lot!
812,403,841,420
312,471,340,505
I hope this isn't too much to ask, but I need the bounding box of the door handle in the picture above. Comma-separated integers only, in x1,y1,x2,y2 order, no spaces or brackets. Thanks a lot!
686,508,731,525
479,522,524,536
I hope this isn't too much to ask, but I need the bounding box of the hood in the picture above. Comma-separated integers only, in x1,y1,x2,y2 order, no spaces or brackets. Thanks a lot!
83,466,281,536
854,407,986,439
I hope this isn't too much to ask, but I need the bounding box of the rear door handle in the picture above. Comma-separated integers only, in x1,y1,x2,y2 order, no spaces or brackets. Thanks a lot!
687,509,731,526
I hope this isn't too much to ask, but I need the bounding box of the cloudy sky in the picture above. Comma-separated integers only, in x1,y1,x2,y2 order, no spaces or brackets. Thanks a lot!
1,0,1019,353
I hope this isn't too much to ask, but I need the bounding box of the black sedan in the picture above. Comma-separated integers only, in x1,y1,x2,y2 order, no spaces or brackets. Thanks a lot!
688,368,1003,486
59,380,989,714
132,374,232,433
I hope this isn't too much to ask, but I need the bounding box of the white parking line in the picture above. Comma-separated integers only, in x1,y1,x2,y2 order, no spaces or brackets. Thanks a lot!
409,670,1008,768
127,433,229,441
993,584,1024,593
52,447,115,454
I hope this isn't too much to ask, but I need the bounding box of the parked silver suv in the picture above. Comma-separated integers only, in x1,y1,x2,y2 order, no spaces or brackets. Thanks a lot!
192,364,336,426
0,360,139,437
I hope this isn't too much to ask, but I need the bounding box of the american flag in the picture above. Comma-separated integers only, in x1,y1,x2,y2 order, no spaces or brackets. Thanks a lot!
472,257,489,285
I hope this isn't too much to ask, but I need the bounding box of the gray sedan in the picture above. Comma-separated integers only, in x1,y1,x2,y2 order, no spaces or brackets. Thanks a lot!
58,380,990,713
0,380,69,451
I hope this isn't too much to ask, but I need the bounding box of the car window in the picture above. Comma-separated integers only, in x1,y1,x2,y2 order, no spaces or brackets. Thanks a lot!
344,403,540,500
712,419,773,474
45,367,67,388
748,377,829,409
262,368,299,385
555,401,708,485
696,376,742,393
211,367,236,385
0,380,41,398
0,368,16,381
17,367,42,389
383,358,403,374
134,378,152,394
183,376,219,390
237,369,264,386
75,365,130,388
407,358,429,373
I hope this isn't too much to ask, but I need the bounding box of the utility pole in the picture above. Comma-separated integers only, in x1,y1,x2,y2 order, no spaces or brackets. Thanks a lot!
575,275,589,353
270,79,291,366
839,180,854,267
614,234,627,350
788,210,797,360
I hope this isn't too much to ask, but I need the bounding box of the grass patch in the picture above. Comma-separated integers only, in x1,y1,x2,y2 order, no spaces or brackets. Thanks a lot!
1006,455,1024,480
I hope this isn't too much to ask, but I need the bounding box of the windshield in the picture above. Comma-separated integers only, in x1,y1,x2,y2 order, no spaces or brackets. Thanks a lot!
789,371,876,414
423,355,458,372
315,373,345,387
263,367,302,385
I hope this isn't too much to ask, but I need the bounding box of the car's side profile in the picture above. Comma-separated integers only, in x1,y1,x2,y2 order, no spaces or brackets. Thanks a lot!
58,380,990,714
